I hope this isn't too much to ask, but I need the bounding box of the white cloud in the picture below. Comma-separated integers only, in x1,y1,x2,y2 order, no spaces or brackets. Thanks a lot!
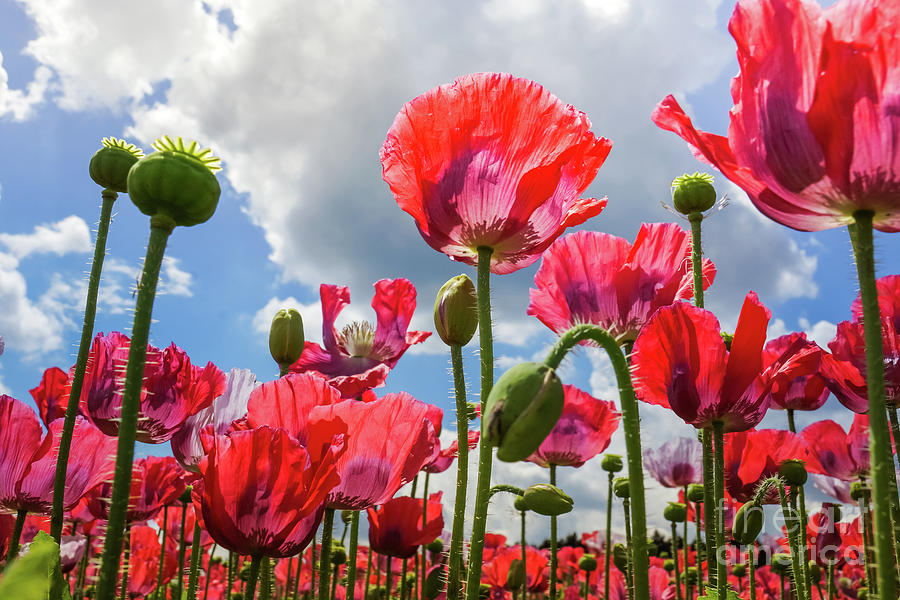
0,50,50,121
158,257,193,297
0,251,65,356
799,317,837,348
0,215,91,259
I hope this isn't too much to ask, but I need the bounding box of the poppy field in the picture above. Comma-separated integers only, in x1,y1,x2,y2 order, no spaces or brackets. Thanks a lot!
2,0,900,599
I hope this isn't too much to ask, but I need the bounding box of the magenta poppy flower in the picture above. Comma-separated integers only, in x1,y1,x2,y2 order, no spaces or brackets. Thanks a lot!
528,223,716,342
801,414,870,482
367,493,443,559
307,392,440,509
525,385,619,468
247,372,343,445
29,367,73,427
652,0,900,232
423,430,480,474
643,437,703,488
761,332,830,412
290,279,430,399
632,292,817,432
380,72,612,274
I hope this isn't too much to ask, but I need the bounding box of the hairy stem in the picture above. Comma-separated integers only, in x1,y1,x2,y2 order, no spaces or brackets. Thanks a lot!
447,343,469,600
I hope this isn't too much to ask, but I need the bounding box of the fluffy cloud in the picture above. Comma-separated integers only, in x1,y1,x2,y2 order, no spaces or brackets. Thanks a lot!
0,50,50,121
0,214,90,259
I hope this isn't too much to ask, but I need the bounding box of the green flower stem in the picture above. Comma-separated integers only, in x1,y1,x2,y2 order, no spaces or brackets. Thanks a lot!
75,534,92,600
859,482,875,592
246,555,263,600
154,507,169,600
175,500,190,600
582,569,590,600
520,510,527,600
187,521,203,600
119,523,132,600
96,221,173,600
464,246,495,600
693,499,703,592
688,213,704,309
204,544,216,600
330,558,339,600
347,511,360,600
447,343,469,600
319,508,336,600
386,557,393,600
285,557,295,600
419,471,430,600
6,508,26,563
826,563,834,600
671,521,682,600
682,486,690,600
779,573,785,600
227,551,235,600
713,421,727,600
701,429,715,589
549,464,559,600
543,324,650,600
786,409,797,434
488,485,526,499
796,484,810,597
312,528,319,598
364,547,373,600
749,543,756,600
776,482,809,600
851,210,900,600
401,559,409,600
50,190,117,542
623,497,634,600
604,471,613,600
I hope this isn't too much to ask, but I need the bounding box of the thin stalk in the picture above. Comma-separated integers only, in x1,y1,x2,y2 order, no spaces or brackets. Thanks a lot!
286,557,295,600
386,557,393,600
859,484,875,593
246,555,263,600
779,573,785,600
227,551,235,600
671,521,682,600
187,521,203,600
688,212,704,309
550,464,558,600
330,559,339,600
604,471,613,600
850,210,899,600
6,509,26,562
262,558,273,600
204,544,217,600
713,422,726,600
50,190,117,542
464,246,495,600
543,324,650,600
96,221,173,599
347,511,360,600
319,508,336,600
294,548,304,600
583,569,590,600
777,482,809,600
401,559,409,600
175,500,190,600
683,485,691,600
75,534,92,600
796,485,810,599
119,523,132,600
701,429,715,589
364,547,373,600
154,507,169,600
520,510,527,600
749,543,756,600
312,530,319,599
786,409,797,434
447,343,469,600
694,500,703,591
623,497,634,600
826,562,834,600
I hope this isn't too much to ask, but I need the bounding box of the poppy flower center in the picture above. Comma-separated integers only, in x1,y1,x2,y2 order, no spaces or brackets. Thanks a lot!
339,321,375,358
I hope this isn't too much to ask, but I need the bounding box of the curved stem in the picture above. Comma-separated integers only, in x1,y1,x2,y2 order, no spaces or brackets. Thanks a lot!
246,555,263,600
50,190,117,542
464,247,495,600
550,464,558,600
75,533,92,600
154,507,169,600
604,471,613,600
319,508,335,600
850,210,899,600
6,508,26,563
488,485,526,499
187,520,203,600
786,409,796,434
96,222,172,599
347,511,360,600
447,343,469,600
671,522,682,600
713,422,726,600
543,324,650,600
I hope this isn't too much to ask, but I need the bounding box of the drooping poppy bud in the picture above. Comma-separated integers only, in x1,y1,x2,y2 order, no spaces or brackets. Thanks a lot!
89,137,143,193
521,484,573,516
778,459,808,486
484,362,564,462
578,554,598,572
686,483,705,503
331,544,347,565
424,564,444,600
771,553,792,576
731,564,747,578
850,480,869,501
732,503,764,545
506,559,525,589
601,454,624,473
613,477,630,499
426,539,443,553
612,543,628,571
434,275,478,346
663,502,687,523
127,136,221,229
513,495,528,512
269,309,305,368
671,172,717,215
663,559,675,572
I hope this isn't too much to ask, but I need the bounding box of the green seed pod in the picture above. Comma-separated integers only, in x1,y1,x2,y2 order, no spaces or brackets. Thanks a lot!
578,554,598,572
663,559,675,572
521,483,573,516
269,308,305,368
331,544,347,565
424,564,445,600
664,502,688,523
426,539,443,554
837,577,852,592
483,362,565,462
514,495,528,512
685,567,699,584
127,136,221,229
612,543,628,572
778,459,808,486
613,477,630,499
506,558,525,589
732,503,764,545
671,172,717,215
686,484,705,503
89,137,144,193
434,275,478,346
850,480,869,501
771,553,792,576
601,454,624,473
731,564,747,578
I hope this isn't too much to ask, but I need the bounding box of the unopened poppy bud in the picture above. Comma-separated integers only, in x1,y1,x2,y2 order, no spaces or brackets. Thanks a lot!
426,539,443,553
521,483,573,516
778,459,808,486
613,477,630,499
732,503,764,545
685,567,699,584
434,275,478,346
850,481,869,501
671,172,717,215
837,577,852,591
771,553,792,575
484,362,565,462
269,308,305,369
331,544,347,565
731,564,747,578
340,510,354,525
127,136,221,229
467,402,479,421
663,559,675,572
664,502,687,523
720,331,734,352
687,484,705,503
807,561,821,581
578,554,598,572
601,454,623,473
506,558,525,589
612,543,628,571
89,137,143,193
514,495,528,512
424,565,444,600
179,485,193,504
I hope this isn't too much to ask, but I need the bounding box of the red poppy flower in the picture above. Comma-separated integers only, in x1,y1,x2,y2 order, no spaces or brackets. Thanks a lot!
88,456,186,522
290,280,430,399
197,424,344,557
801,414,870,482
247,372,343,445
29,367,73,427
526,385,619,468
423,430,480,474
367,493,443,559
644,436,703,488
482,545,549,593
654,0,900,232
381,72,612,274
79,332,226,443
632,292,817,432
307,393,439,509
127,524,178,598
762,332,830,411
528,224,716,342
723,428,820,502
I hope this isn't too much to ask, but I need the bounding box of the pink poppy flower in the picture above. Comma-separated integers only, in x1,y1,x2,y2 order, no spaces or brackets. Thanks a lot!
290,279,430,399
801,414,870,482
528,223,716,342
525,385,619,468
761,332,830,412
380,72,612,274
29,367,73,427
246,372,343,445
644,437,703,488
652,0,900,232
423,430,480,474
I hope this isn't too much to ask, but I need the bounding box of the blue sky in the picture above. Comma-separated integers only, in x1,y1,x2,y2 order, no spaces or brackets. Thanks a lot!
0,0,895,540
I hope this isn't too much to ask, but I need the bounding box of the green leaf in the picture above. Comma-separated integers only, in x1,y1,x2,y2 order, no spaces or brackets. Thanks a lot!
697,588,740,600
0,531,72,600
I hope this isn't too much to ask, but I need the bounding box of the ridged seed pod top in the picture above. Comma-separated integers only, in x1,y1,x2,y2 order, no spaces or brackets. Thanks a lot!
89,137,144,193
127,136,221,228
